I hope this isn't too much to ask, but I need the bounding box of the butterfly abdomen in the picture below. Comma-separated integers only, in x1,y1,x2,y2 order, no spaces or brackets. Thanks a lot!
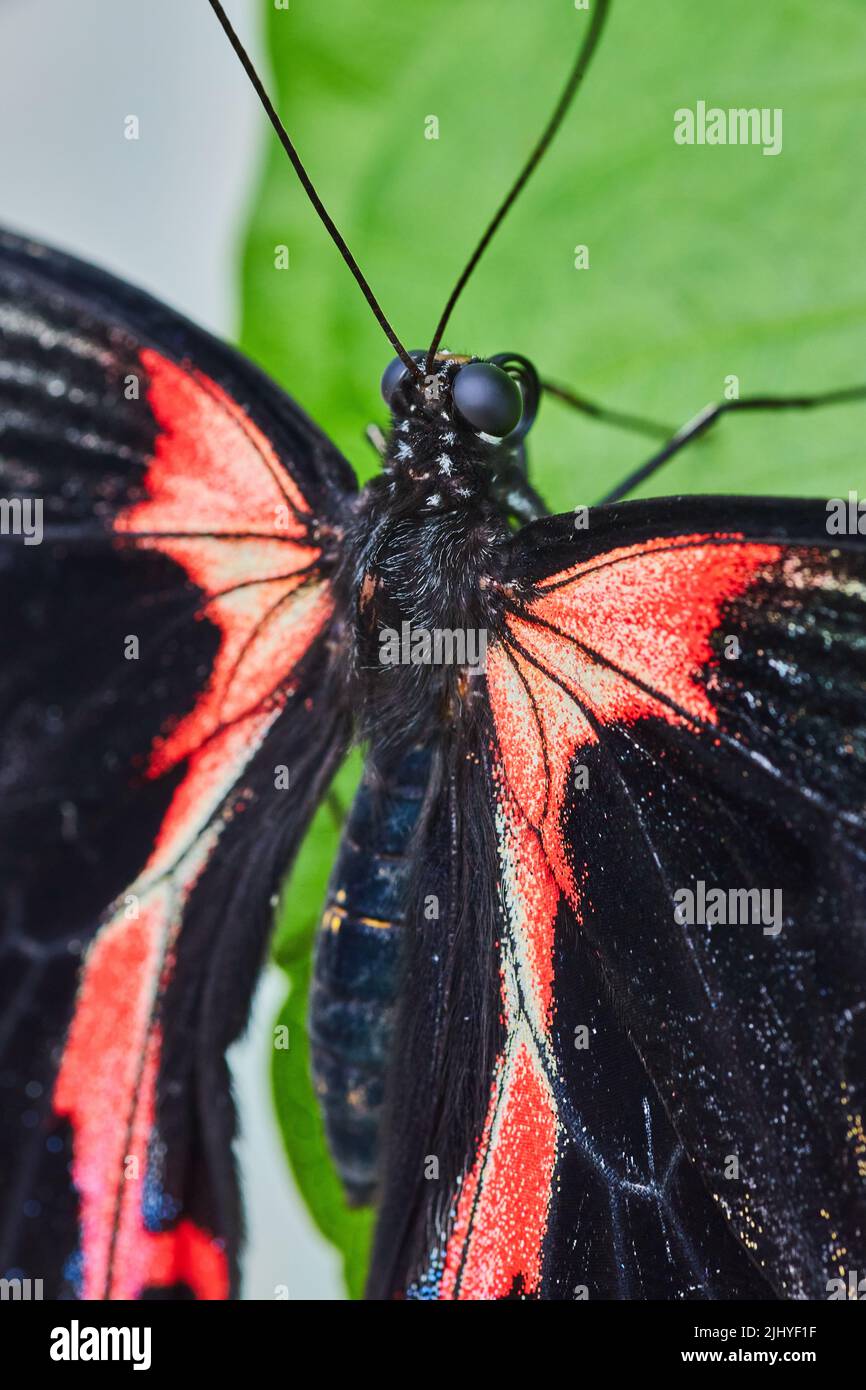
309,744,431,1205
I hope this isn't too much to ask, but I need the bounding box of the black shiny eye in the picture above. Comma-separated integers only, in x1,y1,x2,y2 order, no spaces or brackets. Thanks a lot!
452,361,522,438
380,351,424,407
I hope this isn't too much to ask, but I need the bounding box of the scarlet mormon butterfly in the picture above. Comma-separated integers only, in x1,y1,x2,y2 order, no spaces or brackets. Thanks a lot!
1,0,865,1302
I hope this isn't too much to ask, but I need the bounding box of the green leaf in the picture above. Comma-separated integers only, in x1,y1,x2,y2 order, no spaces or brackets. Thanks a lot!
240,0,866,508
237,0,866,1295
269,749,372,1300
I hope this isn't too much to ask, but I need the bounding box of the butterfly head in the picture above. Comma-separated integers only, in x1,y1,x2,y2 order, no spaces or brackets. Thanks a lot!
379,350,539,506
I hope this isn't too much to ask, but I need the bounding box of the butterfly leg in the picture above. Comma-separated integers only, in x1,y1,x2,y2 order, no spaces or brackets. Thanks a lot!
493,442,550,522
597,383,866,505
365,423,388,457
542,379,674,441
324,788,346,829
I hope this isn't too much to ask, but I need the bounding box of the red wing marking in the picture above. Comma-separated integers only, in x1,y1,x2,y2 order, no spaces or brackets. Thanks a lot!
440,777,561,1299
115,349,327,772
133,347,309,530
441,1038,558,1300
488,535,780,898
54,883,228,1300
495,774,562,1031
439,535,782,1298
54,349,333,1298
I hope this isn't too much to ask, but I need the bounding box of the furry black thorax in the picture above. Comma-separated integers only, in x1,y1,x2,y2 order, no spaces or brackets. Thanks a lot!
332,357,514,752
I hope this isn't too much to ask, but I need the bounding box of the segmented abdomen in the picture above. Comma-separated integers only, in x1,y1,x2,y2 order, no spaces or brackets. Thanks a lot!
309,744,430,1204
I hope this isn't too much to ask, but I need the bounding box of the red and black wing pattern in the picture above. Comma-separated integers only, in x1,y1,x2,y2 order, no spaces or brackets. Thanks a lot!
0,230,354,1298
370,496,866,1300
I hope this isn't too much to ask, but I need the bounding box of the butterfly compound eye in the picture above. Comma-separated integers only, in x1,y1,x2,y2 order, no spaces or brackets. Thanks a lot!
381,350,428,407
452,361,522,438
380,355,409,407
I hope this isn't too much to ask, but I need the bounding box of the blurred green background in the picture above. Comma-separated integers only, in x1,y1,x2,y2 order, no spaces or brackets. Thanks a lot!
236,0,866,1295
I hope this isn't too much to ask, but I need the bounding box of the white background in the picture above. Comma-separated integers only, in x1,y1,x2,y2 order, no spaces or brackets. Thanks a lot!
0,0,342,1300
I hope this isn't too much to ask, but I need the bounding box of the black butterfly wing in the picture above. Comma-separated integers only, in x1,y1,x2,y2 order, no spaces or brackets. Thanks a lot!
369,727,776,1302
371,496,866,1299
0,229,354,1298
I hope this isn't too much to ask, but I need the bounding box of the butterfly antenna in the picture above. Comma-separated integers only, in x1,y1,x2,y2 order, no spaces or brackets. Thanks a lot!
207,0,422,379
425,0,611,374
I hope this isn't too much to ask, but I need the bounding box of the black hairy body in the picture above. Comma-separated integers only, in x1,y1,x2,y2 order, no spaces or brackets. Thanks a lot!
332,357,515,751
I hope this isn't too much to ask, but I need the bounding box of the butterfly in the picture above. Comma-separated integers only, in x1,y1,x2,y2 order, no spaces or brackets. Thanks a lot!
1,0,865,1302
